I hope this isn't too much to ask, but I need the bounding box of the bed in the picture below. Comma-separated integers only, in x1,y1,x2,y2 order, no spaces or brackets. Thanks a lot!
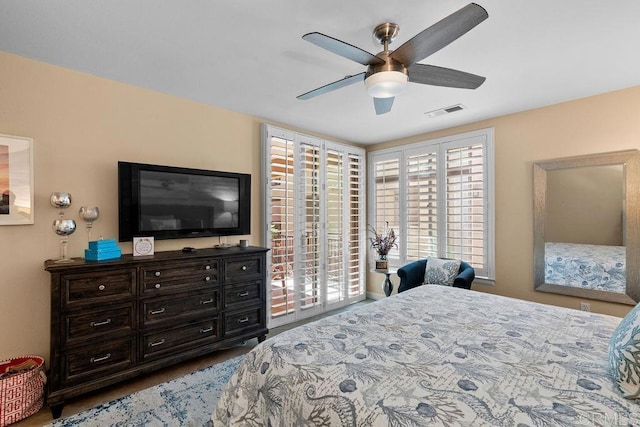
545,242,626,293
212,285,639,426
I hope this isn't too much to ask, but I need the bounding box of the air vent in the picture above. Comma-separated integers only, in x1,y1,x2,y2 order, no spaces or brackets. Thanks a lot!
424,104,466,118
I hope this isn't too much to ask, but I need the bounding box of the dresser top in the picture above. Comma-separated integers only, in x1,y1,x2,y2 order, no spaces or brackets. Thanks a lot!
45,246,269,272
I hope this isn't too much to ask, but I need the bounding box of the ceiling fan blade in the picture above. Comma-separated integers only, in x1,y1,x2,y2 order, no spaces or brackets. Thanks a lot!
297,72,366,100
374,97,394,115
390,3,488,66
303,32,385,66
408,63,485,89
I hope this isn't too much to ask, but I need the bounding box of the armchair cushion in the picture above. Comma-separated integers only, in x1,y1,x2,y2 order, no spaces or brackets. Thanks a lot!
423,257,461,287
397,258,475,293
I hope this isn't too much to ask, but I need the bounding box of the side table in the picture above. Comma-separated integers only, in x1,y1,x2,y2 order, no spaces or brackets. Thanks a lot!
372,268,397,297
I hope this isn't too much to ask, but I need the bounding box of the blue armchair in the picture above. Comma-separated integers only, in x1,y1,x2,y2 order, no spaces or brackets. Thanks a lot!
397,259,475,293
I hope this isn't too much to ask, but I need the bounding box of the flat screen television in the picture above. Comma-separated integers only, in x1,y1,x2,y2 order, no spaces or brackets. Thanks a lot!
118,161,251,241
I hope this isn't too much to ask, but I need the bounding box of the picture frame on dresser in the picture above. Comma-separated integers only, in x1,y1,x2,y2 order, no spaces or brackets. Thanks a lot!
0,134,34,225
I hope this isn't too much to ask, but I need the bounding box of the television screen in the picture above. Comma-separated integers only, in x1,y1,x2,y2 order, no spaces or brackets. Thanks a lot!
118,162,250,241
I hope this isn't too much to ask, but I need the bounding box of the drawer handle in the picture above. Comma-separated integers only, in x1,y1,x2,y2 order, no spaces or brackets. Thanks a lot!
98,284,106,291
205,265,211,270
149,308,166,315
90,353,111,363
200,298,214,305
149,339,165,347
154,271,161,277
154,284,161,289
241,265,247,271
237,317,249,323
238,291,249,297
91,319,112,327
200,326,213,333
204,276,211,282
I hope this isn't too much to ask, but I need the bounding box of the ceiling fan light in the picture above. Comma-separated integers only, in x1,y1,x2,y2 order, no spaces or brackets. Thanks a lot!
365,71,408,98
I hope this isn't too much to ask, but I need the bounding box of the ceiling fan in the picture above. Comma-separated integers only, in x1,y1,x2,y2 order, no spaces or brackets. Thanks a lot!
297,3,488,115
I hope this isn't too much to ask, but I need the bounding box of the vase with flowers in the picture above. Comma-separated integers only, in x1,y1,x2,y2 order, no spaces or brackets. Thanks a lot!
369,222,397,269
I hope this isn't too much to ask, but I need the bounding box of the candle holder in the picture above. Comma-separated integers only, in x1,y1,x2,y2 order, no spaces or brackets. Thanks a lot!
52,219,77,262
50,192,72,214
50,192,76,263
79,206,100,243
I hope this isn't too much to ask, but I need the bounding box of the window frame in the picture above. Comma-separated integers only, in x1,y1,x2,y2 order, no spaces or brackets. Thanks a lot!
367,128,495,280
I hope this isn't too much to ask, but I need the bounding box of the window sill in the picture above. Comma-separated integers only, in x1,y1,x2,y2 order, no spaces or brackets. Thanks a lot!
473,277,495,286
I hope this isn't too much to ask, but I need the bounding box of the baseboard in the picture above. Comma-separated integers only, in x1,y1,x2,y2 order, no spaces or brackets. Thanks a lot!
366,292,386,301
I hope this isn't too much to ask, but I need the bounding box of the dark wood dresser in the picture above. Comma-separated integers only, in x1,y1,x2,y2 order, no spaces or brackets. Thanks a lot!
44,246,268,418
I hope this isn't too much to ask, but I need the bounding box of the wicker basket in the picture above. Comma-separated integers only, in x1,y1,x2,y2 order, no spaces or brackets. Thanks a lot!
0,356,46,426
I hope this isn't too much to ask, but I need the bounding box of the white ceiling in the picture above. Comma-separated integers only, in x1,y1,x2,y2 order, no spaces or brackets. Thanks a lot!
1,1,639,145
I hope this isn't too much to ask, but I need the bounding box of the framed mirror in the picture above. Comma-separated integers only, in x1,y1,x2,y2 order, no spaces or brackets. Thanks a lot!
533,150,640,305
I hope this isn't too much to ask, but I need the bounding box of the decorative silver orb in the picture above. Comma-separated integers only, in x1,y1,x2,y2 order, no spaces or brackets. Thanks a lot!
79,206,99,223
50,192,72,209
52,219,76,236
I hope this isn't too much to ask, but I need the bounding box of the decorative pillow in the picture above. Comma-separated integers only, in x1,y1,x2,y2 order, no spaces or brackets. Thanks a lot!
609,303,640,398
423,257,461,287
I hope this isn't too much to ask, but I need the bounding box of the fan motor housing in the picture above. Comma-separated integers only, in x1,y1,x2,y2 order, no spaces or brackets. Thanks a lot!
365,50,407,79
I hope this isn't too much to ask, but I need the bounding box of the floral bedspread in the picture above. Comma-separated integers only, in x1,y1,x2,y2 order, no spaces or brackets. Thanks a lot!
212,285,639,426
545,242,626,292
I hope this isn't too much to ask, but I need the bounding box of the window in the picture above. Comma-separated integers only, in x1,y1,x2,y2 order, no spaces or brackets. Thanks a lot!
368,128,494,279
262,125,366,328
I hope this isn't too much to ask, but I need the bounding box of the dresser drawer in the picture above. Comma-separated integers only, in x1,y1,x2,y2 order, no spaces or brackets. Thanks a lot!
62,338,135,386
141,290,221,327
224,281,262,308
142,259,218,283
62,269,135,308
142,260,218,295
142,318,220,361
224,256,263,283
225,306,264,336
63,303,134,345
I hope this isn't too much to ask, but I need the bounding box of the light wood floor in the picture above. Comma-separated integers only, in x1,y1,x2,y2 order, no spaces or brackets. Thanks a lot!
16,299,372,426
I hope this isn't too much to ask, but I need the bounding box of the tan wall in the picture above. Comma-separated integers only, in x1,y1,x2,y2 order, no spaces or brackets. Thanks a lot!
2,48,639,363
367,85,640,319
0,51,272,361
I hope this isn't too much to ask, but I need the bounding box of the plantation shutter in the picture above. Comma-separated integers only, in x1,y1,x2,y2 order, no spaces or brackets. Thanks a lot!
406,149,438,261
325,148,345,304
268,135,296,318
347,153,365,298
372,156,401,261
298,142,322,312
368,128,494,280
263,124,366,328
445,142,487,275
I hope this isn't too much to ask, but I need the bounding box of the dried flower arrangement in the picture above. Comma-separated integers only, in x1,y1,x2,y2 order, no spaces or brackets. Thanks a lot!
368,222,397,258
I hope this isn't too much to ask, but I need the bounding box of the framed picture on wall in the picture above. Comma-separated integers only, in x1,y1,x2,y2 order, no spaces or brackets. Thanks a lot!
0,134,34,225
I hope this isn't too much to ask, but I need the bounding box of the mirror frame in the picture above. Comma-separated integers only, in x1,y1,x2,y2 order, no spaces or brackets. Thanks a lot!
533,150,640,305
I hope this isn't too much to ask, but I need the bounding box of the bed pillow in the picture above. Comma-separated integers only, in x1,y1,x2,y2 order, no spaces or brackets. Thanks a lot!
609,302,640,398
423,257,461,287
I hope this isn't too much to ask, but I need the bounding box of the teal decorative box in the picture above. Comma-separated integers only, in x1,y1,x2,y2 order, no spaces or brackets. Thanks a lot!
88,239,118,250
85,239,122,261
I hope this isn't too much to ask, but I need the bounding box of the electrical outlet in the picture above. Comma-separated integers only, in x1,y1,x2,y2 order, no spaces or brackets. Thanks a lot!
580,302,591,312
